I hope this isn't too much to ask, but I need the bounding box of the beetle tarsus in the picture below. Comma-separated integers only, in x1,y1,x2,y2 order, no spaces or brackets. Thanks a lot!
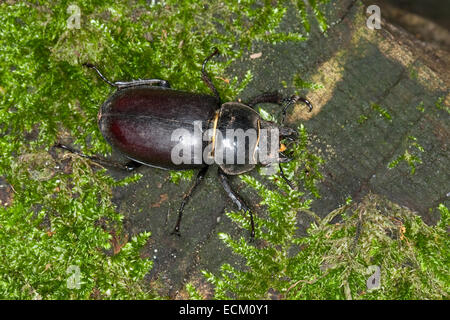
281,95,313,124
83,63,117,88
124,160,143,172
278,163,296,190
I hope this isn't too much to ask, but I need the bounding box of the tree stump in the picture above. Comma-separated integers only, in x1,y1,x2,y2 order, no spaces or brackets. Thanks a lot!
117,0,449,297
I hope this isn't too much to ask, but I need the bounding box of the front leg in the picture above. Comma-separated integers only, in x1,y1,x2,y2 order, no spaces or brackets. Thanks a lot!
201,48,221,104
280,95,313,124
244,91,284,108
244,91,313,123
217,168,255,238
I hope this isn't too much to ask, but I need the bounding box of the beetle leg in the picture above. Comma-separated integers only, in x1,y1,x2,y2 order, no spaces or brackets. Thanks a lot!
277,151,297,189
172,166,209,236
83,63,170,90
280,95,313,124
278,163,296,190
217,168,255,238
54,143,142,172
278,151,293,163
123,160,143,172
114,79,170,90
83,63,116,87
244,91,284,108
244,92,313,123
201,48,221,104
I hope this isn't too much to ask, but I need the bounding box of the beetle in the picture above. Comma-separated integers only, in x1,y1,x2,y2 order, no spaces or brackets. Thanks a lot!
56,49,312,238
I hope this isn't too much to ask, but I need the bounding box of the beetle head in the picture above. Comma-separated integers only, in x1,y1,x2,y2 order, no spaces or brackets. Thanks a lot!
257,120,298,166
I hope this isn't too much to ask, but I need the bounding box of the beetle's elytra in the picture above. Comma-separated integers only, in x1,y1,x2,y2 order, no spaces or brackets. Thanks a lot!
98,86,219,171
57,49,313,238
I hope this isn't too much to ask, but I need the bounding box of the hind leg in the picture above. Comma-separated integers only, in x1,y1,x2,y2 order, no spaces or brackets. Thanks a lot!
83,63,171,90
54,143,142,172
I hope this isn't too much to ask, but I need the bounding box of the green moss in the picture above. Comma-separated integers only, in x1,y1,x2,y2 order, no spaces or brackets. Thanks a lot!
357,114,368,124
388,135,424,175
169,170,195,185
434,96,449,113
293,74,324,91
0,155,153,299
416,101,425,113
371,103,392,122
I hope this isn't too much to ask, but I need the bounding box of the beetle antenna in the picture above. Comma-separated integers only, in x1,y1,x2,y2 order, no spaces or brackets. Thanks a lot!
83,63,117,88
201,48,221,104
280,95,313,124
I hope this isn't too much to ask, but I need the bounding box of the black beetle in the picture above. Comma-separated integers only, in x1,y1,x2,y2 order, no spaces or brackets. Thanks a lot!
57,49,312,238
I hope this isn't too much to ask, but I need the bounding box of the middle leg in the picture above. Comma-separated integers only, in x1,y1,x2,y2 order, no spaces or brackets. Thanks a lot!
172,166,209,236
217,168,255,238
